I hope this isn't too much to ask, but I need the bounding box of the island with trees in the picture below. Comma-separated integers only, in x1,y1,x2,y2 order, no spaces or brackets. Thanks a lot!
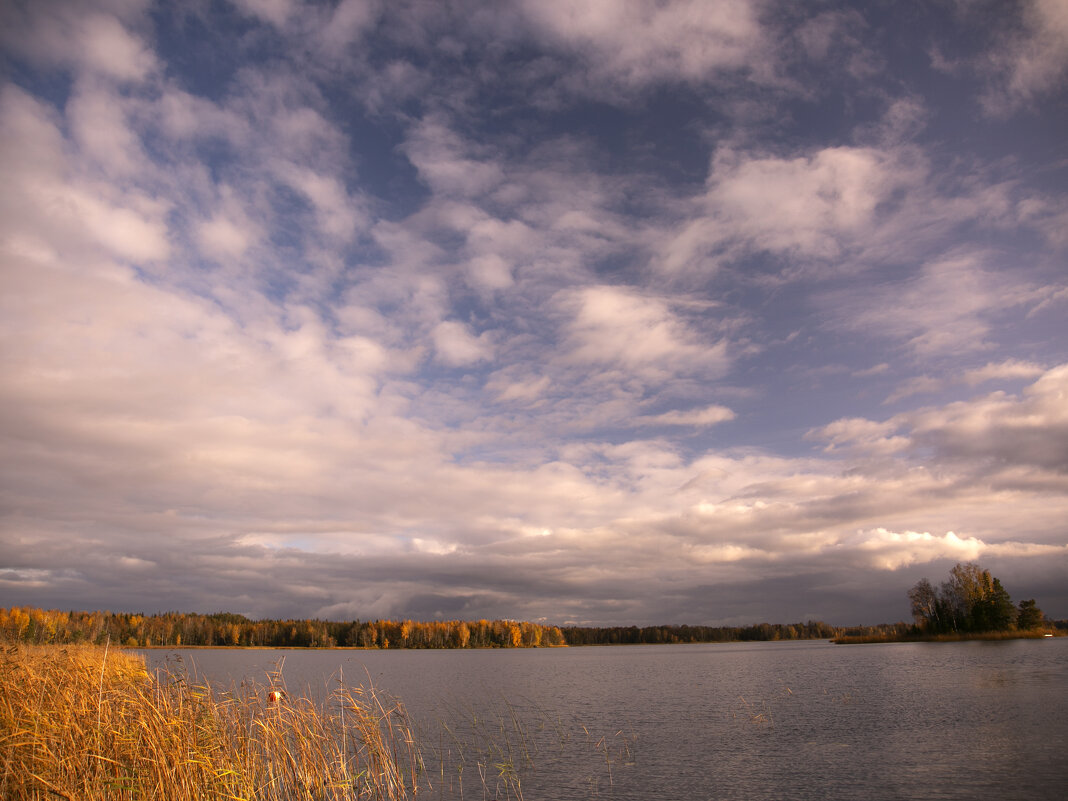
834,561,1054,643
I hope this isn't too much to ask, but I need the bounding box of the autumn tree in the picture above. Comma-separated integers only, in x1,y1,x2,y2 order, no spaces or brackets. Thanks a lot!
909,562,1021,634
908,578,941,629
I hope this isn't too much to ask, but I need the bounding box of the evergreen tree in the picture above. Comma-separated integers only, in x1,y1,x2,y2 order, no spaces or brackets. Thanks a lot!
1016,599,1045,630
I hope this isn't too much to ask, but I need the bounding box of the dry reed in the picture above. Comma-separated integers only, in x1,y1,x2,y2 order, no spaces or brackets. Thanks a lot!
0,644,439,800
833,629,1060,644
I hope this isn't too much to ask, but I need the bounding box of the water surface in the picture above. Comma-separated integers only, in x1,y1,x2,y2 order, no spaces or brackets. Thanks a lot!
141,638,1068,800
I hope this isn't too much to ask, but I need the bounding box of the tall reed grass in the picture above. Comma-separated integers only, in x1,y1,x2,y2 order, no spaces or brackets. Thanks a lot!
833,629,1059,644
0,643,477,800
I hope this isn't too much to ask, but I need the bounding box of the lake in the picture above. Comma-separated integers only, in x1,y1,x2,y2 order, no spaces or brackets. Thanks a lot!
139,638,1068,800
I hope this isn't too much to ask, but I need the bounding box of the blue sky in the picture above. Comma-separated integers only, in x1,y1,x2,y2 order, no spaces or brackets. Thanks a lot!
1,0,1066,626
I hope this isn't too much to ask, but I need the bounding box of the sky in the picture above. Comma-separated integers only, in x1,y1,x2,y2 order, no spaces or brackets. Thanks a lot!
1,0,1066,627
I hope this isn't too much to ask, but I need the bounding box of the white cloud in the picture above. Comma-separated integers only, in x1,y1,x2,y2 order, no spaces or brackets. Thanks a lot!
908,364,1068,473
561,285,726,377
520,0,768,87
404,115,504,198
813,364,1068,479
0,4,156,83
157,89,250,145
196,187,260,262
885,376,943,405
67,188,171,262
466,254,515,291
432,321,494,367
853,363,890,377
963,359,1046,385
660,144,925,272
710,147,899,251
489,374,552,404
813,417,908,455
231,0,296,28
272,162,365,242
982,0,1068,112
67,84,147,177
846,527,1068,571
848,528,984,570
317,0,381,55
0,89,170,264
78,11,157,81
637,405,736,427
822,251,1041,357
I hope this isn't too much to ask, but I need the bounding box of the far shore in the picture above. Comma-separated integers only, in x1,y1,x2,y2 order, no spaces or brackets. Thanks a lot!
129,644,392,650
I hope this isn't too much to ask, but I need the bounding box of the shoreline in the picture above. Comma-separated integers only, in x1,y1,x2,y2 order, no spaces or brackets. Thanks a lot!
833,629,1060,644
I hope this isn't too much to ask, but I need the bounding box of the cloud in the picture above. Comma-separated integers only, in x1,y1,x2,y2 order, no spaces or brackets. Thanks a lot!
0,3,157,83
231,0,296,29
853,363,889,377
963,359,1046,385
659,143,926,273
709,146,903,255
812,364,1068,478
0,85,170,265
908,364,1068,474
156,89,251,144
636,405,736,427
847,527,1068,571
848,528,985,570
489,374,552,404
981,0,1068,113
821,251,1042,357
812,418,908,455
519,0,770,88
67,84,148,177
884,376,943,405
403,114,505,198
195,187,261,262
560,286,728,379
432,321,494,366
317,0,382,55
271,162,366,243
1,1,1066,626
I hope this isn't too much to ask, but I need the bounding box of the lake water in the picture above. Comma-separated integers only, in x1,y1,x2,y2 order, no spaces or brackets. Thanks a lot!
140,638,1068,800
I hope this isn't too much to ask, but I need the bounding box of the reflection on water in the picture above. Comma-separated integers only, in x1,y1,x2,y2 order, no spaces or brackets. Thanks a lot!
141,638,1068,801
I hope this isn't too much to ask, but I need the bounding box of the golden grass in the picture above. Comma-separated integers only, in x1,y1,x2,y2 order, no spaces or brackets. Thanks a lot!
0,643,447,800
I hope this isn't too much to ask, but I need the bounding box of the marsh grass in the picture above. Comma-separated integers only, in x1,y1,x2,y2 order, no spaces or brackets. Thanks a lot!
0,644,463,800
833,629,1059,644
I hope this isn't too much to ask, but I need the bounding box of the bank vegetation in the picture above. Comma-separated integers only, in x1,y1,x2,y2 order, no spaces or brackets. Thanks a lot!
0,607,842,649
0,643,465,801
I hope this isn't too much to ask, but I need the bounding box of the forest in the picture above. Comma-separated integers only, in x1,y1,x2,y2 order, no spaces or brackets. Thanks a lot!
0,608,566,649
556,620,838,645
0,606,842,649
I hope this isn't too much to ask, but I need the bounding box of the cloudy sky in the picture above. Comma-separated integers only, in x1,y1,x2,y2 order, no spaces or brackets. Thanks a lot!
1,0,1066,627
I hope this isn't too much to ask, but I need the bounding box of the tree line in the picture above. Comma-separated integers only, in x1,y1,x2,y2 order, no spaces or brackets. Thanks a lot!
559,620,839,645
0,607,842,649
0,608,566,649
908,562,1046,634
3,568,1053,649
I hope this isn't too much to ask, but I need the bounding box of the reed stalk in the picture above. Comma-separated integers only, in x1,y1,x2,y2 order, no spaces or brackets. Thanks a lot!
0,644,436,800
